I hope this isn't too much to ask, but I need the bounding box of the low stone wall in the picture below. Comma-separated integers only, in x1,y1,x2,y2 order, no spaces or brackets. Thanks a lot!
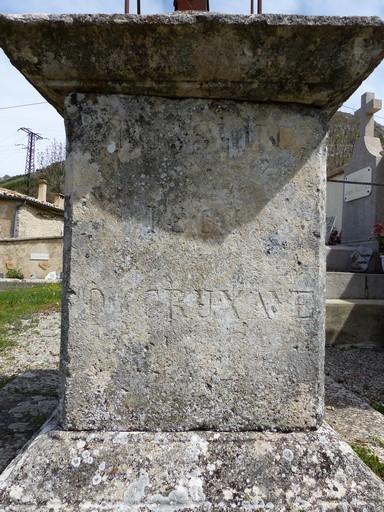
326,271,384,299
0,278,61,290
0,237,63,280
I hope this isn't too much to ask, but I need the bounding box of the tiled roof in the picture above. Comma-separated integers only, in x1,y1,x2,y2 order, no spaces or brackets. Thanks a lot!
0,187,64,212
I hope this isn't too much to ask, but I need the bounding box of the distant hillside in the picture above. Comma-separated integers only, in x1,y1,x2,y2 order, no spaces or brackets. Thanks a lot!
327,111,384,174
0,139,65,203
0,111,383,197
0,161,64,204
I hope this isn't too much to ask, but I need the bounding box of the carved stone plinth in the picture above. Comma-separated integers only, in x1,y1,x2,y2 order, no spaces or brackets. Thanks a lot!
1,13,384,510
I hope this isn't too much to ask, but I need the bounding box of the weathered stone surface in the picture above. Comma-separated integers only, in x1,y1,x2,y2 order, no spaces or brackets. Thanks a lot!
61,94,326,432
2,13,384,509
1,424,383,511
325,376,384,458
0,14,384,115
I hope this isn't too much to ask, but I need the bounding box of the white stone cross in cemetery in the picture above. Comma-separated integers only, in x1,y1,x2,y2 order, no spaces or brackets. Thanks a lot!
355,91,382,137
1,13,384,511
342,91,384,250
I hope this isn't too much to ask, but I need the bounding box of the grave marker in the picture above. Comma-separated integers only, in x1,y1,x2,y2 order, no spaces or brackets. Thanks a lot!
342,92,384,245
326,215,336,242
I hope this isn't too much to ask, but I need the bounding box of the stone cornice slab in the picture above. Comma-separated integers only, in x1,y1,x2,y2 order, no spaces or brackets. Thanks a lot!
0,13,383,115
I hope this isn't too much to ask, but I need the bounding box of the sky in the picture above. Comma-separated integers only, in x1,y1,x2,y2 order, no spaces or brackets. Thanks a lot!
0,0,384,177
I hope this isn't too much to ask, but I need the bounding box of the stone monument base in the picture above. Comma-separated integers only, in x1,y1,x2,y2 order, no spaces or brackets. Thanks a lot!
326,244,380,273
1,423,383,511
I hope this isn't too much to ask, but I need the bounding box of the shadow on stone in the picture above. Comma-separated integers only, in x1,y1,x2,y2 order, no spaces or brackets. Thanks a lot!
0,369,59,473
65,96,327,242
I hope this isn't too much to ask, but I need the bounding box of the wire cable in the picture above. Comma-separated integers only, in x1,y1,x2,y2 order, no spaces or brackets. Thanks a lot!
342,104,384,122
0,101,47,111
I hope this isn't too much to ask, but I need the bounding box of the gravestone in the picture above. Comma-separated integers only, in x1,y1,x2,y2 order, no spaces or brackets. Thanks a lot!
342,92,384,245
325,215,336,243
1,13,384,511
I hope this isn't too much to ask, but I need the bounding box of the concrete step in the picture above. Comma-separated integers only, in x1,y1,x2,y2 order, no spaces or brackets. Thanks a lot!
326,271,384,299
326,299,384,346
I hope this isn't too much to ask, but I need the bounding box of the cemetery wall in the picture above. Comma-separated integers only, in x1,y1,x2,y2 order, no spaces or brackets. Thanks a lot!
0,236,63,278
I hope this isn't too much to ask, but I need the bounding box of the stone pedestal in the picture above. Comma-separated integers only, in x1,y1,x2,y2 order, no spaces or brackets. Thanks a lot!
62,94,326,433
1,424,383,512
1,13,384,510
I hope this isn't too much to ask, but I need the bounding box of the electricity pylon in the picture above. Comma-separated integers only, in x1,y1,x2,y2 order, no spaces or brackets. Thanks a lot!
19,127,43,196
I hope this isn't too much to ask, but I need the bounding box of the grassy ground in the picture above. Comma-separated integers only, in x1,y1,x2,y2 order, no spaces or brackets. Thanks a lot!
351,444,384,480
0,284,62,352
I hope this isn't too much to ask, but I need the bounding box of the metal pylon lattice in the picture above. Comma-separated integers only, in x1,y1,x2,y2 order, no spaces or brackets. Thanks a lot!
19,127,43,196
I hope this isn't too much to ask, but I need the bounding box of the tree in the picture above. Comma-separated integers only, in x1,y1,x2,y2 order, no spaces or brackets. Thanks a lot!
36,139,65,199
37,139,65,169
327,111,384,175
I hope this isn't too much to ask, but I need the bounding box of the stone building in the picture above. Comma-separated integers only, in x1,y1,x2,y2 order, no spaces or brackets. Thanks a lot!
0,179,64,278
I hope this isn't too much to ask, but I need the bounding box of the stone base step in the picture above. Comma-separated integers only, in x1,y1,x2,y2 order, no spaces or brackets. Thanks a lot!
326,299,384,346
326,272,384,300
1,422,383,510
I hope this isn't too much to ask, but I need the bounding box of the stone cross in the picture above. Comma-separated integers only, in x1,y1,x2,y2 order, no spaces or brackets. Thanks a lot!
342,91,384,248
355,91,382,137
1,13,384,511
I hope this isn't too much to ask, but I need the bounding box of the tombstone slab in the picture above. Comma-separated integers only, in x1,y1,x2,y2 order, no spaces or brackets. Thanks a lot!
1,13,384,510
342,92,384,245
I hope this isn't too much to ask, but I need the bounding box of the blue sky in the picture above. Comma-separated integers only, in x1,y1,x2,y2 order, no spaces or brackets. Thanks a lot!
1,0,384,177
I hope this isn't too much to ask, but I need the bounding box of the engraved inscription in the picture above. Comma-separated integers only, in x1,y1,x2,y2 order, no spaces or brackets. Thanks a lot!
221,124,251,157
198,289,211,318
145,205,242,240
89,288,105,316
144,288,281,323
81,287,313,324
258,291,281,319
294,291,315,319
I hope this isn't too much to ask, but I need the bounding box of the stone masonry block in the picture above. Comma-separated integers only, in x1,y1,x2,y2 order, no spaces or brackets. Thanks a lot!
61,94,327,432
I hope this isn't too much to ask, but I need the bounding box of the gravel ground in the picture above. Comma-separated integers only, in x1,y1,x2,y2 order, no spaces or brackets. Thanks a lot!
325,345,384,467
0,312,61,472
0,312,383,476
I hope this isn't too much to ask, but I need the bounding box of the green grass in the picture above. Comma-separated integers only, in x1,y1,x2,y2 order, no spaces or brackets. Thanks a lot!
0,284,61,352
372,437,384,448
372,403,384,415
28,410,50,429
0,374,16,389
351,444,384,480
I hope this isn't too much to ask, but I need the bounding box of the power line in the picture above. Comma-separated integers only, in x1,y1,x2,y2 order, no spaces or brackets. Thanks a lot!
342,103,384,122
1,98,384,121
0,149,24,165
0,101,47,110
328,179,384,187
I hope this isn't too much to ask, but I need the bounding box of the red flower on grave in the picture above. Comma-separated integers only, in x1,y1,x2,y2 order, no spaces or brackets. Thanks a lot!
372,223,384,253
